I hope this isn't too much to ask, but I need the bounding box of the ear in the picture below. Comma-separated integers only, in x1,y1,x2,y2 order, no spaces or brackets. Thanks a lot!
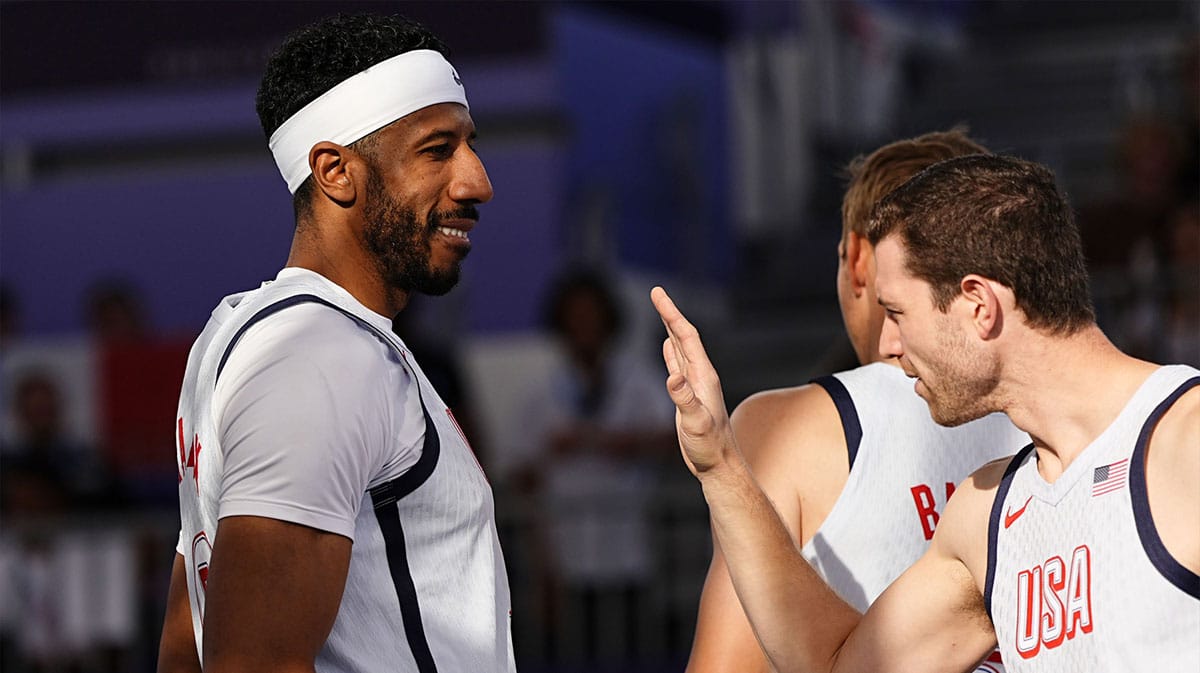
308,141,358,205
959,274,1004,340
844,231,873,297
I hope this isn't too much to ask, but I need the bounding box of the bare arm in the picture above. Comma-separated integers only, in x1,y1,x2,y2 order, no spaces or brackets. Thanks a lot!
157,553,201,673
687,387,849,673
652,286,996,673
201,516,352,673
831,463,1002,671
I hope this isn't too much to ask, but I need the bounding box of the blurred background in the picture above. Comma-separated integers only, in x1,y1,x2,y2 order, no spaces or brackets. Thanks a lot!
0,1,1196,671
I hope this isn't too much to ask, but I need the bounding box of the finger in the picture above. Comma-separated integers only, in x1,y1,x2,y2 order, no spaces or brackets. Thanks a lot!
662,337,682,378
665,371,697,410
651,286,713,373
652,287,688,374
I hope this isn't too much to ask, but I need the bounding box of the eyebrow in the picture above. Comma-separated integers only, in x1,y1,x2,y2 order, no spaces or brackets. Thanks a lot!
415,128,477,146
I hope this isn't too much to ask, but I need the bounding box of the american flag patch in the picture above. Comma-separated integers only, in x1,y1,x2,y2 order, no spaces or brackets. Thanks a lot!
1092,459,1129,496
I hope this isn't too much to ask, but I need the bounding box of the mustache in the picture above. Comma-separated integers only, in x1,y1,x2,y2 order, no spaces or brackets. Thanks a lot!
430,205,480,225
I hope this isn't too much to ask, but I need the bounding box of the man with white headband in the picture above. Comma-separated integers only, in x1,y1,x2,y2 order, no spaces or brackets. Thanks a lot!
157,14,514,673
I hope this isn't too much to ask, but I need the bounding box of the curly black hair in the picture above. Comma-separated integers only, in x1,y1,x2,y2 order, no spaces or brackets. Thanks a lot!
256,14,448,213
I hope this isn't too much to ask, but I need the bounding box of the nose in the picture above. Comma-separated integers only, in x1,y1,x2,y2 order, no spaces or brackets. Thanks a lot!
450,147,493,205
878,315,904,360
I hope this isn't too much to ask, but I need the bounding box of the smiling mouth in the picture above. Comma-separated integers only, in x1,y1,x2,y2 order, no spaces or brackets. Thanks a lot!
436,226,470,241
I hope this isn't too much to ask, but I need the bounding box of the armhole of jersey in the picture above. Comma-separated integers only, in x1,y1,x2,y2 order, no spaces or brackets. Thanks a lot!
810,375,862,471
215,291,442,500
984,444,1035,621
215,293,330,384
1128,376,1200,599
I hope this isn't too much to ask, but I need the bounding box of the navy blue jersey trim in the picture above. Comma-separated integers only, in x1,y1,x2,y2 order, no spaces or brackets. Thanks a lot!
371,499,439,673
369,404,441,671
984,444,1035,621
810,375,862,470
215,293,333,384
1129,376,1200,599
369,403,442,505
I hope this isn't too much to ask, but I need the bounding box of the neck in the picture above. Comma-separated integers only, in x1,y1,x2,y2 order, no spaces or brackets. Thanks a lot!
286,217,408,318
995,324,1157,481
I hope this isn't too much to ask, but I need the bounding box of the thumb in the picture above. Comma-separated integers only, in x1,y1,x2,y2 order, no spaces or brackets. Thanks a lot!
666,372,699,410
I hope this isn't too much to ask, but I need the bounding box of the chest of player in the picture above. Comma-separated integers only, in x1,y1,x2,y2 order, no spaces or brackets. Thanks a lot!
988,458,1200,671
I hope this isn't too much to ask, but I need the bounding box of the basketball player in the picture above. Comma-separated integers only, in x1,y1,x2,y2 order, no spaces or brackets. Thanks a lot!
653,154,1199,672
688,131,1025,673
156,14,514,673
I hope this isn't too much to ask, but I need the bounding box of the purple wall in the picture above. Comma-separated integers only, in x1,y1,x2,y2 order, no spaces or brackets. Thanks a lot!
1,60,567,337
0,8,731,337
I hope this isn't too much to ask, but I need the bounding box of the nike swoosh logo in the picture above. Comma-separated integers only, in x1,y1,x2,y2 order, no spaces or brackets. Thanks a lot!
1004,496,1033,529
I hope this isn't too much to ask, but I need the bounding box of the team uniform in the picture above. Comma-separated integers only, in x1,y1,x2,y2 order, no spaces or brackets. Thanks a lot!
985,365,1200,672
174,268,515,673
805,362,1028,672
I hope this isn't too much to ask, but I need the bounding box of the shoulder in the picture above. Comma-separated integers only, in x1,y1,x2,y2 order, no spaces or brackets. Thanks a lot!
1150,381,1200,457
932,455,1015,581
1143,375,1199,512
215,302,404,417
730,381,849,541
1143,382,1200,573
227,303,393,380
730,383,843,466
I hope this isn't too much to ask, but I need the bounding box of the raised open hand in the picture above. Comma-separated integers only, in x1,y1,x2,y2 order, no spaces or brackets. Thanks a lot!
650,286,739,477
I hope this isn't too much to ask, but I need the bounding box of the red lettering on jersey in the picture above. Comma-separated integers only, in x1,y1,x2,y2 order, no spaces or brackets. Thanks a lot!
447,407,489,483
177,418,186,483
1041,556,1066,648
910,484,939,540
1065,545,1093,638
1015,566,1042,658
1013,545,1092,659
177,417,202,489
191,531,212,621
910,482,955,540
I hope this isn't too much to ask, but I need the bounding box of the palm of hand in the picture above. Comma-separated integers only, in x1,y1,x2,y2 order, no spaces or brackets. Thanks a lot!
651,287,735,476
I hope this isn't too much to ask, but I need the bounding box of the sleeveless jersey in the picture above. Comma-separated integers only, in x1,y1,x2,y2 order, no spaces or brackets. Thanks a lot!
985,365,1200,672
803,362,1027,672
174,269,515,672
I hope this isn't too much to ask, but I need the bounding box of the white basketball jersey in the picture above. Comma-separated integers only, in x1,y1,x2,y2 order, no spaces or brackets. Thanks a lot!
985,365,1200,672
174,269,515,672
802,362,1028,672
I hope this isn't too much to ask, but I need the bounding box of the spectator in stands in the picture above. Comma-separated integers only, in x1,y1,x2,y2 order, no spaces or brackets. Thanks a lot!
1,370,113,513
0,369,134,673
84,278,147,343
516,267,677,665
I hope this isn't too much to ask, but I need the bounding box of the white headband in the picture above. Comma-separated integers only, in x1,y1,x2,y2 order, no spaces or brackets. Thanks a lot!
268,49,469,193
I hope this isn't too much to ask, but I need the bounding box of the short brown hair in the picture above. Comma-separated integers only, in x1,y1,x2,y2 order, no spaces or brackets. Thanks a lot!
866,154,1095,334
841,128,988,240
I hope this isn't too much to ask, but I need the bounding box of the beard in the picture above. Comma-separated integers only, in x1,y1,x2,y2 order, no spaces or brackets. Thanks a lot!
920,315,1001,427
360,167,474,297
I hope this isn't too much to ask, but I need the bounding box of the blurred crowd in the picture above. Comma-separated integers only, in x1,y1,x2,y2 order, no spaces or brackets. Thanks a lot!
0,13,1195,673
1078,39,1199,368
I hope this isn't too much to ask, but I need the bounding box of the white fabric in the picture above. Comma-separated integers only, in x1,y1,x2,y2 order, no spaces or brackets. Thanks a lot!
174,267,514,672
801,362,1027,673
800,363,1028,610
213,299,423,539
269,49,469,193
987,365,1200,672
